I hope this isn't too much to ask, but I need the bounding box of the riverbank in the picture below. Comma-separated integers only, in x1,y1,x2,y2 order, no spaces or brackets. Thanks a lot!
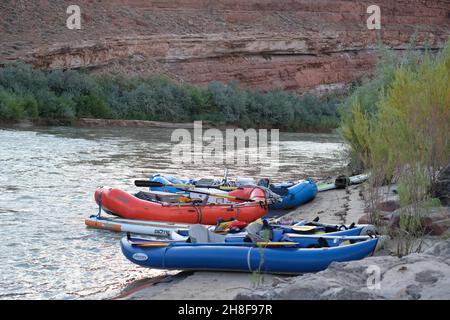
114,181,450,300
0,117,340,133
113,183,374,300
0,118,218,129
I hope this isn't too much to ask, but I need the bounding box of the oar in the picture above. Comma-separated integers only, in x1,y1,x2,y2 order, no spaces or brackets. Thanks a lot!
283,234,372,240
224,233,373,240
135,180,238,191
129,240,299,248
135,181,255,202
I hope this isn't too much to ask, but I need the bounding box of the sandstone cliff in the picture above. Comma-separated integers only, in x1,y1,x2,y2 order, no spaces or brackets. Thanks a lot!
1,0,449,93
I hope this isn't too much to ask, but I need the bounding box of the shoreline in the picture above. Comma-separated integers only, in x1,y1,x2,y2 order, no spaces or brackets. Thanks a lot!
0,118,337,134
112,182,449,300
112,184,373,300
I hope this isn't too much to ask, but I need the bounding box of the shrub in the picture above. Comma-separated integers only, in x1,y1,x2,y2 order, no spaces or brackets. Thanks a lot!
0,91,24,120
0,63,343,132
339,39,450,255
74,94,113,118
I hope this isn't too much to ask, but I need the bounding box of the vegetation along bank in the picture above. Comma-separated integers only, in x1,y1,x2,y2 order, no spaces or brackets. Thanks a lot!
0,63,342,132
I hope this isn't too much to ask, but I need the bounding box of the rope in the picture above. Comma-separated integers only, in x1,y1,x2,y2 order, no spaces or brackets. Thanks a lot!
96,191,103,217
247,247,253,272
162,245,171,269
192,202,202,223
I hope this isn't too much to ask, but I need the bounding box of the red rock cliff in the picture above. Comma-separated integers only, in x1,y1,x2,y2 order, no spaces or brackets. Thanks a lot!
1,0,449,93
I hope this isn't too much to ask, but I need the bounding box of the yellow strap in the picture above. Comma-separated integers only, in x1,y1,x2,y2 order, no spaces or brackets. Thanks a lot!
291,225,317,232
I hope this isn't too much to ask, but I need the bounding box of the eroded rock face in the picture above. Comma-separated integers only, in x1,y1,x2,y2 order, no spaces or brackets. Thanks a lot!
1,0,449,92
236,240,450,300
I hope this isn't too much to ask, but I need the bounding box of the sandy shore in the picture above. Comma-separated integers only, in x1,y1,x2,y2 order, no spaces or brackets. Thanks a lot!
115,183,375,300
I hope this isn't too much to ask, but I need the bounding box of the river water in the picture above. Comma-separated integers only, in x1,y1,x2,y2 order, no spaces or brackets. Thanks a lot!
0,126,346,299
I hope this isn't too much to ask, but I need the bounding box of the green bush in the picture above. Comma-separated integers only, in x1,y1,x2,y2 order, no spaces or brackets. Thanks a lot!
0,91,24,120
74,94,113,118
0,91,39,120
339,39,450,255
37,94,76,119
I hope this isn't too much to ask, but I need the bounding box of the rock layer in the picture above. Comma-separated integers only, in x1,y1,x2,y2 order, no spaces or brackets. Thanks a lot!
1,0,449,92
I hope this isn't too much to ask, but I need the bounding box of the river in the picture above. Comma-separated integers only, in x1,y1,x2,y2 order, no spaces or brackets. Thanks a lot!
0,126,346,299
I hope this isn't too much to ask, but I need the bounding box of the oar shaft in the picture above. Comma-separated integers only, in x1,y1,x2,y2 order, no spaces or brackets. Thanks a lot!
177,188,255,202
134,180,238,190
284,234,371,240
130,241,298,247
134,180,255,202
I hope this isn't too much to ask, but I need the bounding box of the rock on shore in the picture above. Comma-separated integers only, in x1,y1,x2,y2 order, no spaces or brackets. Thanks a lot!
236,240,450,300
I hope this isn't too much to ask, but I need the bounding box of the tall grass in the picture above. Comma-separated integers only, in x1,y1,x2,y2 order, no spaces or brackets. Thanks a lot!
0,63,342,132
340,40,450,255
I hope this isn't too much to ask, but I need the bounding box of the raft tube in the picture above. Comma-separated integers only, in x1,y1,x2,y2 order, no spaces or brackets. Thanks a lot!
268,179,318,209
85,212,376,239
94,186,268,225
84,215,192,238
148,174,318,210
121,236,382,274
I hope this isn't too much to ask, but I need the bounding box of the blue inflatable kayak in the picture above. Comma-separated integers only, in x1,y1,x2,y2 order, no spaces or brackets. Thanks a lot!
148,174,318,210
267,179,317,209
121,235,382,274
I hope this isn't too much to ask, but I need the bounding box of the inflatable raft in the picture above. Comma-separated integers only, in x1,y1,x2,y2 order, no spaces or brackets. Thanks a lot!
85,212,376,239
266,179,317,209
84,215,191,238
121,234,383,274
317,173,370,192
94,186,268,225
148,174,318,210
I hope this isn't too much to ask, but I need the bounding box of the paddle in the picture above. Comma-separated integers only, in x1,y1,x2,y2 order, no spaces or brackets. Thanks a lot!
134,181,255,202
135,180,238,191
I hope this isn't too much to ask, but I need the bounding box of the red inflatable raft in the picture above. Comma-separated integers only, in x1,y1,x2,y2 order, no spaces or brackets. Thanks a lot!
94,187,268,225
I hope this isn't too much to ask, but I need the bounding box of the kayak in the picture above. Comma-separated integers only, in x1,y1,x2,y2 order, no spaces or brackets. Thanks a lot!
85,212,376,239
148,174,317,210
317,173,370,192
120,234,383,274
84,215,191,238
94,186,268,225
